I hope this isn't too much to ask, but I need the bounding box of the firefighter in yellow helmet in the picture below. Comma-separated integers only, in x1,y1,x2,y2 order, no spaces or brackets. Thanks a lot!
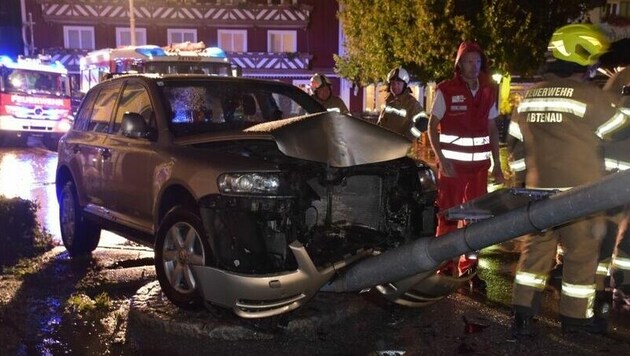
509,24,630,338
310,73,349,114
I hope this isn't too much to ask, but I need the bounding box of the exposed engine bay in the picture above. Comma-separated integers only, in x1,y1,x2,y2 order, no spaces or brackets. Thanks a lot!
199,140,437,274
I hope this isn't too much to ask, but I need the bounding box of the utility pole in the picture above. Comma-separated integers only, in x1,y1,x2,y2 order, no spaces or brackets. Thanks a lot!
20,0,35,56
129,0,136,46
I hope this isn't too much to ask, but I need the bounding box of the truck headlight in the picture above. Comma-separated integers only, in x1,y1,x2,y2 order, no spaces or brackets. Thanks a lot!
218,173,281,195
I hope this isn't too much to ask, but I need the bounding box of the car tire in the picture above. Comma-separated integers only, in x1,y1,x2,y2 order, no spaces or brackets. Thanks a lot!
155,206,214,309
59,180,101,257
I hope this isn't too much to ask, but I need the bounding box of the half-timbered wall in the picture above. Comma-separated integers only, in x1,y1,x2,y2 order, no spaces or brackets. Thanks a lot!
23,0,359,112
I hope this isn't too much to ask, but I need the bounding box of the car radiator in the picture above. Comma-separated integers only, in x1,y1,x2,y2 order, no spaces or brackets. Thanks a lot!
307,174,384,230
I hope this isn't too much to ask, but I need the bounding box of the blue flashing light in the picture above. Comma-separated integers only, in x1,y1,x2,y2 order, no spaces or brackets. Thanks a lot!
136,46,167,57
0,55,15,65
54,60,67,70
205,47,226,58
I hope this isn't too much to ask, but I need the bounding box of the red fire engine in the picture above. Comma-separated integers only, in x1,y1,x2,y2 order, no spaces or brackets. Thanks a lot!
0,54,73,149
80,41,234,93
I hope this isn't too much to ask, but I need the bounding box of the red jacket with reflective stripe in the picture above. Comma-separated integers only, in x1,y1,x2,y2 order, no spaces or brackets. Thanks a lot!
437,74,495,173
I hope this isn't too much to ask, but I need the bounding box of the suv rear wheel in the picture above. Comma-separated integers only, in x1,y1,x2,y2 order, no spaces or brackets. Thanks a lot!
155,206,213,308
59,180,101,257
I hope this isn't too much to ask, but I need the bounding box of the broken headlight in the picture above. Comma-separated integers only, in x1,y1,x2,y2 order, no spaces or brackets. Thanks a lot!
218,173,282,195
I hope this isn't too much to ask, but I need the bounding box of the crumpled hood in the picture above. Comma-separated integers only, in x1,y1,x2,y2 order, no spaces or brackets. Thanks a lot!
245,111,412,168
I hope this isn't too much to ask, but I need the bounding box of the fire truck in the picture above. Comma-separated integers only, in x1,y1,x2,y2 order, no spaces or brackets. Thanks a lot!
0,54,73,149
80,41,234,93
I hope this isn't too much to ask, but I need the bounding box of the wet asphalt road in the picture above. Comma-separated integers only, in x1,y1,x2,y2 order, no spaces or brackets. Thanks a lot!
2,138,630,355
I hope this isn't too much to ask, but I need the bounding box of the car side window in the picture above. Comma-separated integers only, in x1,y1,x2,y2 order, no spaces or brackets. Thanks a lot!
113,82,154,134
88,83,122,133
74,88,99,132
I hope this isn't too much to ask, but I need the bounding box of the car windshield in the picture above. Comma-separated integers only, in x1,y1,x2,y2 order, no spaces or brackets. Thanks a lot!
159,79,324,137
143,62,232,76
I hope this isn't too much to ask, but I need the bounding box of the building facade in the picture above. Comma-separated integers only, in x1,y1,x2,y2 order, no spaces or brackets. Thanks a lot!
17,0,367,113
10,1,630,116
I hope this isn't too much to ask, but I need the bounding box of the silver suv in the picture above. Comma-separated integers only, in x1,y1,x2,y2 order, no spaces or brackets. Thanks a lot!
56,74,437,318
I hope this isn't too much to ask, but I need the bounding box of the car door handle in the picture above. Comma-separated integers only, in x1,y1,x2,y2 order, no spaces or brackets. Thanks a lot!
100,148,111,160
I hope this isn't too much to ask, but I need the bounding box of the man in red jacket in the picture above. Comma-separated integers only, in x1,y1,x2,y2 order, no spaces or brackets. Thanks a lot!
427,41,505,289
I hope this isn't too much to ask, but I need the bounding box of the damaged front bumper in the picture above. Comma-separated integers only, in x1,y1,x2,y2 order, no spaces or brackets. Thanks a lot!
190,241,371,318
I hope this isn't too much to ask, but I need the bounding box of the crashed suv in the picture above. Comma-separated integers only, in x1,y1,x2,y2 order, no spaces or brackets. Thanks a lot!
56,74,438,318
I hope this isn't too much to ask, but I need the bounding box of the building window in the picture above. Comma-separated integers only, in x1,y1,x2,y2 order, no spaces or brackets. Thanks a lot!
218,30,247,52
167,29,197,45
64,26,95,50
116,27,147,47
267,30,296,53
606,1,630,17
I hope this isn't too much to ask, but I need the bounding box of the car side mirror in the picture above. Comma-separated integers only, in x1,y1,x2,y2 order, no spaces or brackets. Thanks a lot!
121,112,154,139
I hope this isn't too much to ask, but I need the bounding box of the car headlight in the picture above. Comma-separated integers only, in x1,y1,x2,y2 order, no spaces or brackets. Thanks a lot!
218,173,281,195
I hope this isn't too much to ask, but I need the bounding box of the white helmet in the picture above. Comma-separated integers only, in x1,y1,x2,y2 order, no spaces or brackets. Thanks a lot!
310,73,332,91
387,67,410,84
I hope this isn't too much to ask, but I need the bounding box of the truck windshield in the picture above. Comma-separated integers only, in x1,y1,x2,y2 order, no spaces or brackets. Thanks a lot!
1,68,70,96
143,62,232,76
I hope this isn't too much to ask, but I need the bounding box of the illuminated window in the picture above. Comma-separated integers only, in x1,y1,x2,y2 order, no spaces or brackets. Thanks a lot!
606,1,630,17
292,79,310,94
116,27,147,47
218,30,247,52
64,26,95,50
268,30,296,53
363,83,389,113
167,29,197,45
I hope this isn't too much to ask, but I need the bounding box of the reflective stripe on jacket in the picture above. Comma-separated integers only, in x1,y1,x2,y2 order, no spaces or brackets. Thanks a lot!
377,89,423,140
436,75,495,172
511,75,630,189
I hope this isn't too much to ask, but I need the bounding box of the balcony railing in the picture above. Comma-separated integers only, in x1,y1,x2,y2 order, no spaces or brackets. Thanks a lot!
228,52,312,71
44,48,312,74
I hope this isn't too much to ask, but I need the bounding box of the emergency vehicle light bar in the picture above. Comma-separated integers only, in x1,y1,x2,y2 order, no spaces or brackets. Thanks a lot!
0,54,67,74
204,47,227,58
0,55,13,64
135,46,167,58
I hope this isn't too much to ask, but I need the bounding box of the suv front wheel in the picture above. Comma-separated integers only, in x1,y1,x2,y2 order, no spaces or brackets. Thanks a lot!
155,206,214,309
59,180,101,257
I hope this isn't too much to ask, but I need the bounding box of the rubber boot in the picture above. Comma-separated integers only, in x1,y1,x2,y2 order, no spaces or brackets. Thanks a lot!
561,316,607,335
511,311,533,338
594,290,613,333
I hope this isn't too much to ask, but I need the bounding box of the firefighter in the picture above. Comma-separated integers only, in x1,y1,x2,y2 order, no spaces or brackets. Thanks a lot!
377,67,427,140
509,24,630,338
427,41,504,288
310,73,349,115
599,68,630,315
611,207,630,312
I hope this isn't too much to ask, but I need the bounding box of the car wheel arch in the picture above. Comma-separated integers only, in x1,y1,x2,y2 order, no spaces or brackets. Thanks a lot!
56,163,87,206
55,166,75,201
156,184,198,227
